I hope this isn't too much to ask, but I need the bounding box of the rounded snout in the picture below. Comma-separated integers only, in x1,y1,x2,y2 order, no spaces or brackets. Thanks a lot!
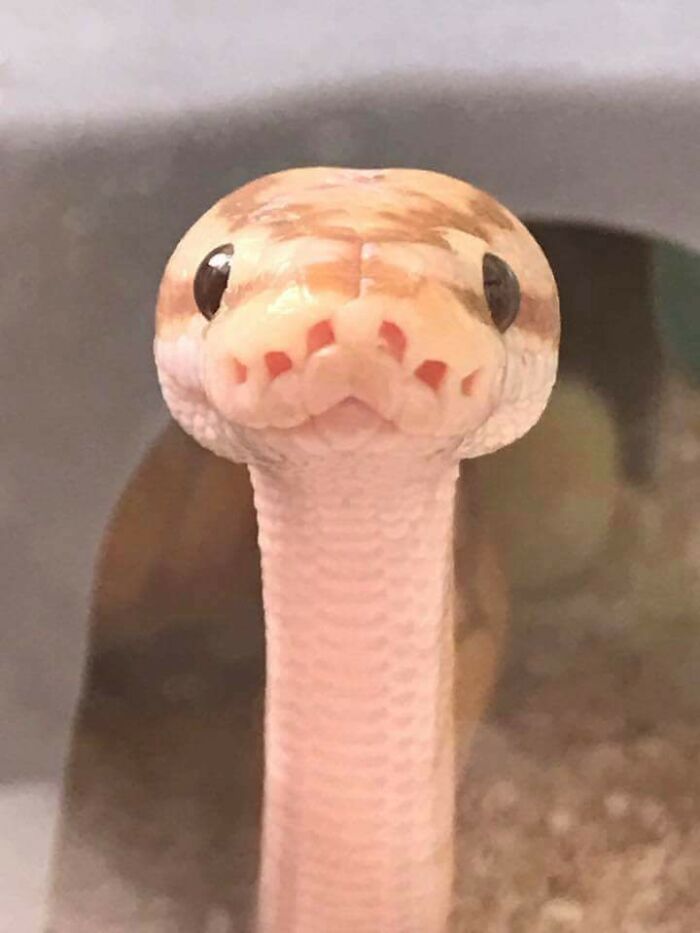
203,295,505,437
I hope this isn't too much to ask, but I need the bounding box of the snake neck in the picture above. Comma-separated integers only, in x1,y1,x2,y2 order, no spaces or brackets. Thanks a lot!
249,450,460,933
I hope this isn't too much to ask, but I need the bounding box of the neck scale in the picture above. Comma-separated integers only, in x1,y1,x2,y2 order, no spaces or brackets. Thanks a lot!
250,449,459,933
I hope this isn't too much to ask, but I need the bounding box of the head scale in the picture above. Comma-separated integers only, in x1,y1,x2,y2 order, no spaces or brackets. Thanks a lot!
154,167,559,463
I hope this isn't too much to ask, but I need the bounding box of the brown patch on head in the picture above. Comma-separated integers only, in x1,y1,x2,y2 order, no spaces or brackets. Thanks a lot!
214,174,283,230
213,169,378,234
361,257,423,299
514,289,560,342
409,192,485,231
206,170,520,270
224,200,366,245
156,270,196,327
449,285,491,326
212,170,510,247
468,190,515,232
266,220,361,244
380,192,511,246
369,212,452,249
300,254,362,299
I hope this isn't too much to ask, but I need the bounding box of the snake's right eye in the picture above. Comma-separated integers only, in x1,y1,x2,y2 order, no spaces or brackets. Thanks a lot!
194,243,234,320
482,252,520,333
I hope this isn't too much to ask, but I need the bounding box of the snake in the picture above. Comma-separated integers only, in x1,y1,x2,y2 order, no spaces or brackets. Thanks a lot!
153,167,560,933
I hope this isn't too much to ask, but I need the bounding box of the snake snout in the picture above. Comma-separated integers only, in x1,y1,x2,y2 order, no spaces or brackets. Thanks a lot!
204,306,502,437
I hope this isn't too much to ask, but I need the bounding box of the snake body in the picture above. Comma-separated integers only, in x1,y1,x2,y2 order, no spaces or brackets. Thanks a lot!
154,167,559,932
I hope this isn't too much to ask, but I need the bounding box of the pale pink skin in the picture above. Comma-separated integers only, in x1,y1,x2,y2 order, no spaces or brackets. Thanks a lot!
154,168,559,931
252,425,458,933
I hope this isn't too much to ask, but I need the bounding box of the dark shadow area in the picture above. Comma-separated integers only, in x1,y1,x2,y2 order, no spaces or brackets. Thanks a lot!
527,223,663,484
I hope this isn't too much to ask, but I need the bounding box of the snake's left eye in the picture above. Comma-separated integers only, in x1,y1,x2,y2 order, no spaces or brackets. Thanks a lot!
482,252,520,332
194,243,234,320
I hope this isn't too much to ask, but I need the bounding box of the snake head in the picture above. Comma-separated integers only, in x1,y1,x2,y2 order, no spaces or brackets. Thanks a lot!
154,167,559,462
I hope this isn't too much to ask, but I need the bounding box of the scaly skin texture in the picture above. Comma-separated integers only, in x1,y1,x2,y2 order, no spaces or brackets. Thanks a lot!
153,167,559,931
252,452,457,933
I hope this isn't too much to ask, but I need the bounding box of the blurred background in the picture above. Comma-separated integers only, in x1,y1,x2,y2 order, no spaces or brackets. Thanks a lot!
2,2,700,931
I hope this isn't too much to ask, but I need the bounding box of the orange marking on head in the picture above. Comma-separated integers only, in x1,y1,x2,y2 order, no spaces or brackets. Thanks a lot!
370,226,449,249
301,256,361,299
415,360,447,391
361,256,422,298
266,220,363,244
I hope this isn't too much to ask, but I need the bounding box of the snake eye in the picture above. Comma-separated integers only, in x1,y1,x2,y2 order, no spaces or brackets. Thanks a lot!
194,243,234,320
482,252,520,332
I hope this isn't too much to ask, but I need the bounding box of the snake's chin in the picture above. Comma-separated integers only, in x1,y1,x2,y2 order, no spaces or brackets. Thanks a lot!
240,397,467,462
310,398,395,450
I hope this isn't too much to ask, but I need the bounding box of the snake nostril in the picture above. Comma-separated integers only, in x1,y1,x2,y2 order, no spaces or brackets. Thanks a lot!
265,351,293,379
379,320,407,362
414,360,447,391
461,370,480,395
307,319,335,354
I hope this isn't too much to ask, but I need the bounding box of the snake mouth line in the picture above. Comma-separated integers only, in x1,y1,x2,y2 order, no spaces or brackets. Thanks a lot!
308,398,395,449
